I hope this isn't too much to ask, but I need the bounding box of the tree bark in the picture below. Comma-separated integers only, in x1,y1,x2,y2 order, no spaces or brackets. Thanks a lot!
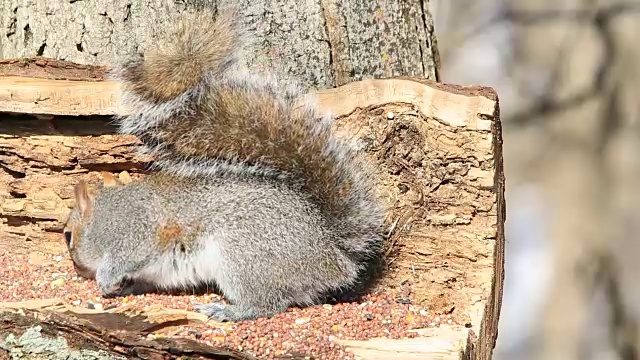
0,0,440,91
0,307,256,360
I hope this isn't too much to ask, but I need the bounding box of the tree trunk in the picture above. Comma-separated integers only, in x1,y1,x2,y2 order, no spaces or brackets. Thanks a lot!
0,0,440,91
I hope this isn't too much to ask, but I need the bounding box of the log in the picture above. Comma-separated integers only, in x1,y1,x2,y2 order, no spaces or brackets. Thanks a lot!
0,301,257,360
0,0,440,91
0,63,118,116
0,59,504,360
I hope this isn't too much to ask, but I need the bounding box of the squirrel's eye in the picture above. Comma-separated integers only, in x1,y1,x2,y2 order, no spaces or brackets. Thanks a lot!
63,230,73,247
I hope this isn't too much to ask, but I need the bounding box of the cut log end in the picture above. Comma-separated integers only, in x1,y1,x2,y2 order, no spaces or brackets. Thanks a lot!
0,58,504,360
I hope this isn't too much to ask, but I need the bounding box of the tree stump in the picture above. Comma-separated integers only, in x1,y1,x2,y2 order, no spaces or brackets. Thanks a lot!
0,59,504,360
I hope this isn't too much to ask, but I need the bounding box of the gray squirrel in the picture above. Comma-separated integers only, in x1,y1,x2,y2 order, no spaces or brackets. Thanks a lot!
63,8,385,322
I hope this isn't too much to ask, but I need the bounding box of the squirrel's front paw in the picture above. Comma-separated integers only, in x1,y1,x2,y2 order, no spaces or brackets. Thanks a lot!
96,268,133,297
98,278,132,297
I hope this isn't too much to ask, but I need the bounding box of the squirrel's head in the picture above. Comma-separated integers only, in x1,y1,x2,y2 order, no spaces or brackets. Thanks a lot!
63,173,122,280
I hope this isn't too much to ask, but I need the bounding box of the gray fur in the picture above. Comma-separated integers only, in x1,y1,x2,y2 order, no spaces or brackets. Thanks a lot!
73,174,368,321
65,7,385,322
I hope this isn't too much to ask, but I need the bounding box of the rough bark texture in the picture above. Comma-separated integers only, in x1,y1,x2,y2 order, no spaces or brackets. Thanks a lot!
0,60,503,359
0,0,440,91
0,307,256,360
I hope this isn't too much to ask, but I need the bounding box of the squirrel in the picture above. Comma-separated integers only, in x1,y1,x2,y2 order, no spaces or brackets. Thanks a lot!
63,8,385,322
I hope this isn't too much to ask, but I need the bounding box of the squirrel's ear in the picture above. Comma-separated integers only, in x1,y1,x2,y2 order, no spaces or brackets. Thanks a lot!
74,180,94,219
101,172,120,187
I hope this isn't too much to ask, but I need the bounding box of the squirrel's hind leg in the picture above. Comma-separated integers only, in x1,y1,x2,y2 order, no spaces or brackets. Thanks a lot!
193,301,285,322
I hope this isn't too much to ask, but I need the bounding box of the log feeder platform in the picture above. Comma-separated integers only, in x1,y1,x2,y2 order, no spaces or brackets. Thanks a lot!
0,57,505,360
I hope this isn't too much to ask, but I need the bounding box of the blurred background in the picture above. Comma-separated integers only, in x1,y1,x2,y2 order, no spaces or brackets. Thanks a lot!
429,1,640,359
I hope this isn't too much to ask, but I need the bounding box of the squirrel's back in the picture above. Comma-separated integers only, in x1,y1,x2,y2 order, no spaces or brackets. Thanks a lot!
111,8,385,263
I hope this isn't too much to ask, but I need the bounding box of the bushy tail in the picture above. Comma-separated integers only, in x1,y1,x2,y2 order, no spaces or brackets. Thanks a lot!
111,8,243,105
112,8,385,262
